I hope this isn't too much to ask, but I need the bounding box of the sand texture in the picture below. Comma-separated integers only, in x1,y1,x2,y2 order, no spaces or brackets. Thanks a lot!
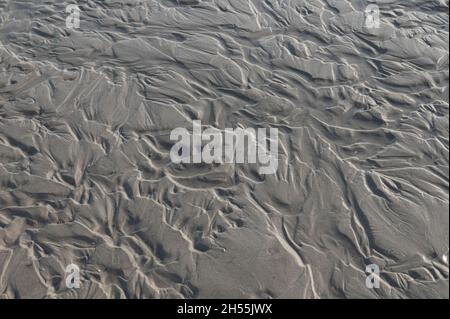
0,0,448,299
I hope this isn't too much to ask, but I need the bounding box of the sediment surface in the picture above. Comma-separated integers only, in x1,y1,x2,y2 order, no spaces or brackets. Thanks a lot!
0,0,448,299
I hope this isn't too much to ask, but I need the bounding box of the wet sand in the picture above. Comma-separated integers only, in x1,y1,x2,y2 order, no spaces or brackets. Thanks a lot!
0,0,448,299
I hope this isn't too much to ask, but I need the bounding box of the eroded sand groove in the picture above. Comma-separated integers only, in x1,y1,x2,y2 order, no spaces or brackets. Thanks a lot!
0,0,448,298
